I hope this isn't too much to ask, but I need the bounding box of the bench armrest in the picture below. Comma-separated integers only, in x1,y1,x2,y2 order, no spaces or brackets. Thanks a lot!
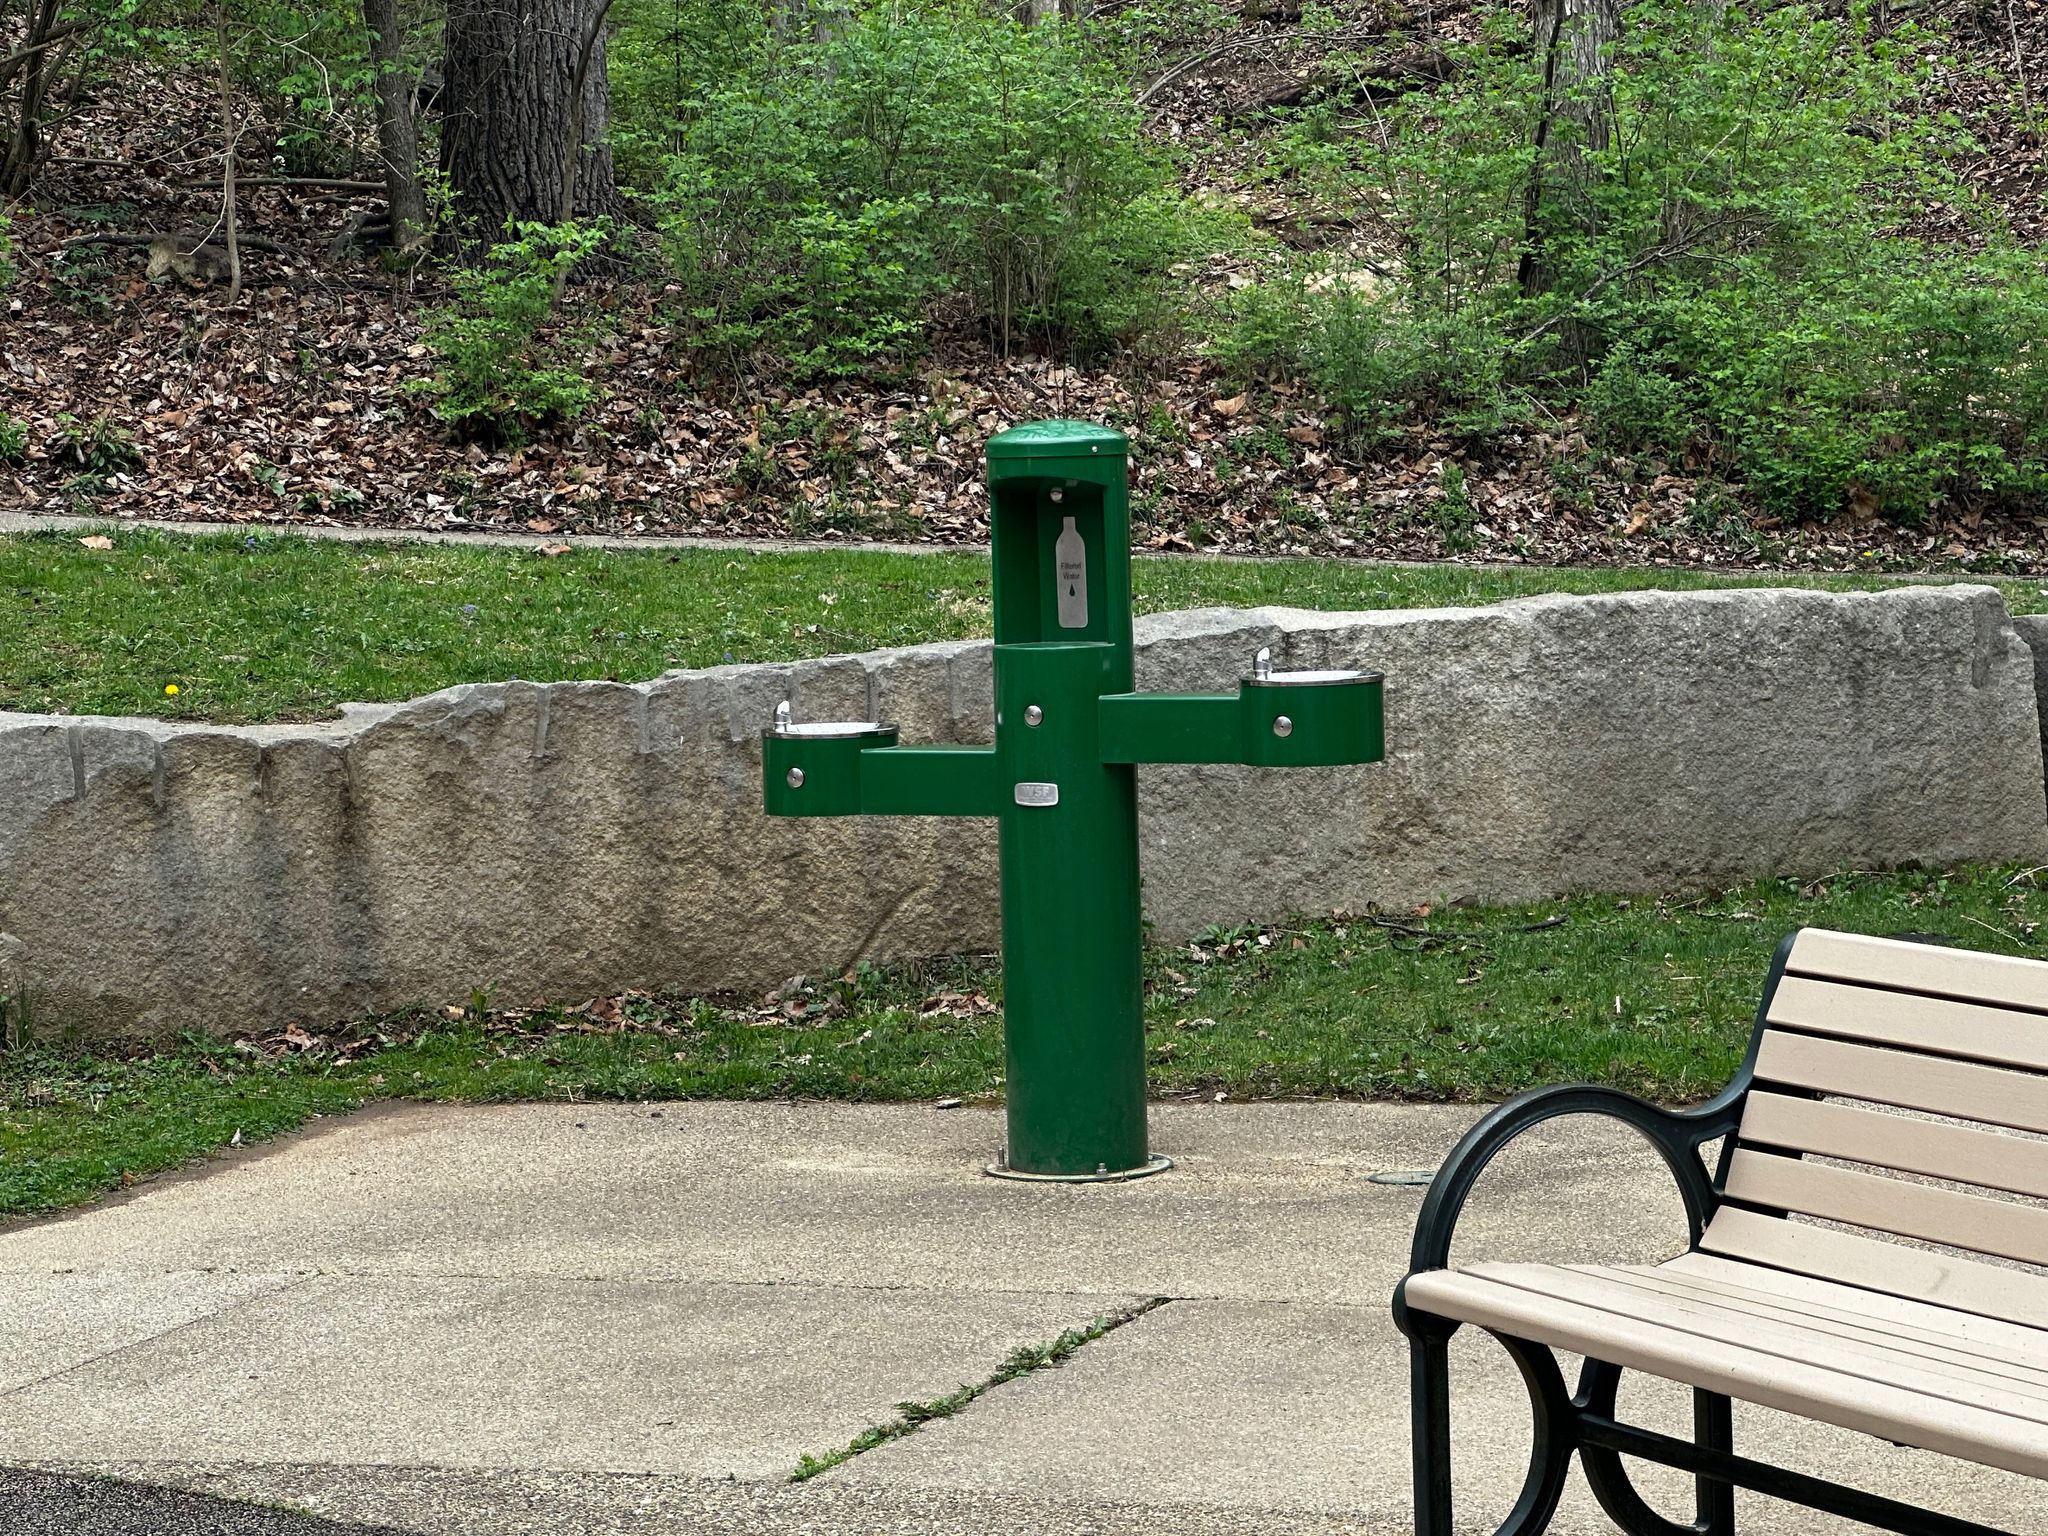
1403,1081,1743,1278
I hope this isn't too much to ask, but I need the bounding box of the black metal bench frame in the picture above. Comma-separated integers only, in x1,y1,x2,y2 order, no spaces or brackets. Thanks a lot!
1391,935,2019,1536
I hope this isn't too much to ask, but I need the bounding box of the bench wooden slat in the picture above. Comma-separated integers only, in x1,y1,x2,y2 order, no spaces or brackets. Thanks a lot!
1787,929,2048,1014
1567,1263,2048,1393
1401,1266,2048,1480
1753,1030,2048,1134
1767,973,2048,1072
1653,1254,2048,1371
1724,1149,2048,1267
1464,1261,2048,1409
1663,1250,2048,1355
1700,1206,2048,1331
1738,1090,2048,1200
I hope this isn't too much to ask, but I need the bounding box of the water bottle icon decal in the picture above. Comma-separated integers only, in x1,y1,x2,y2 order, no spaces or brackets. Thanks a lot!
1055,516,1088,630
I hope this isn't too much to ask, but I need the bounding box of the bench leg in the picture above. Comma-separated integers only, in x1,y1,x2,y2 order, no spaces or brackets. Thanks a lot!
1408,1324,1455,1536
1493,1332,1577,1536
1693,1388,1735,1536
1406,1316,1576,1536
1579,1360,1735,1536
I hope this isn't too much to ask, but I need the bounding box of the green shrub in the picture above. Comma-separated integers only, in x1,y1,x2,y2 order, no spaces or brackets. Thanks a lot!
1583,345,1692,457
49,244,113,316
410,221,610,444
650,3,1210,375
1257,100,1355,208
1214,269,1514,444
50,414,140,475
0,213,15,288
1654,244,2048,517
1082,0,1232,63
1219,2,2048,520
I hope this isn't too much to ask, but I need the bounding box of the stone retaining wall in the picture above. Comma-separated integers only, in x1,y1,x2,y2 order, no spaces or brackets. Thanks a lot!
3,585,2043,1040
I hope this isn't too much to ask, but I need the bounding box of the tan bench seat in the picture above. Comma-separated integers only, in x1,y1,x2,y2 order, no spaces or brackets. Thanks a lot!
1405,1253,2048,1481
1394,927,2048,1536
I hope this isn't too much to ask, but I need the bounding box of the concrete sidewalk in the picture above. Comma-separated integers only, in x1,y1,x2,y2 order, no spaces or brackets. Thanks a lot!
0,509,965,558
0,1101,2037,1534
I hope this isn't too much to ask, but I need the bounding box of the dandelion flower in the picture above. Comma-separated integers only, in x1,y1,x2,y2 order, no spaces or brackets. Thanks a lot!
164,684,181,696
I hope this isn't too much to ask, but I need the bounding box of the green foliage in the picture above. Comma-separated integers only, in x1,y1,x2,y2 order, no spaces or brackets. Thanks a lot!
410,221,610,444
1582,343,1691,456
2,0,181,184
48,244,115,317
1220,2,2048,520
790,1307,1147,1480
1435,458,1475,552
1080,0,1231,64
1257,99,1354,207
650,2,1212,376
1648,243,2048,518
232,0,382,175
0,415,26,466
7,0,404,198
1214,268,1512,444
609,0,765,184
50,413,141,475
0,213,16,288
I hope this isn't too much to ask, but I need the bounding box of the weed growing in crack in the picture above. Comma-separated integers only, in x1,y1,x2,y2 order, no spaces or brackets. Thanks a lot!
787,1297,1170,1481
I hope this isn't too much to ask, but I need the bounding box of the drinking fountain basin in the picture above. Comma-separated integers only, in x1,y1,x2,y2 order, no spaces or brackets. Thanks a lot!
1239,650,1383,767
763,702,899,816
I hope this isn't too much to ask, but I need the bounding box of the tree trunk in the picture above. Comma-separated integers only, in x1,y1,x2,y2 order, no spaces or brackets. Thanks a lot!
1518,0,1618,308
439,0,622,249
1,0,73,195
363,0,428,250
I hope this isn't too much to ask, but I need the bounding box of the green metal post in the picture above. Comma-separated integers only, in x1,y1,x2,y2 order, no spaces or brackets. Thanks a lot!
992,641,1152,1178
980,422,1159,1178
761,420,1385,1183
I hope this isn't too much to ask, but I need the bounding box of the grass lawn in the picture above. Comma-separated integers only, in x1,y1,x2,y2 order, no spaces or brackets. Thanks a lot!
5,863,2042,1219
6,528,2045,723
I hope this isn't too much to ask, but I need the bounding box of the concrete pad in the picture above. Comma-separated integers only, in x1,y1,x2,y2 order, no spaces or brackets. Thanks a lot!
0,1101,1695,1306
0,1270,287,1394
832,1297,2047,1535
1,1100,2034,1535
0,1275,1131,1478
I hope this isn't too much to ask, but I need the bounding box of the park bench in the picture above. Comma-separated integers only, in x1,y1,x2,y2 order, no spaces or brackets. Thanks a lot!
1394,927,2048,1536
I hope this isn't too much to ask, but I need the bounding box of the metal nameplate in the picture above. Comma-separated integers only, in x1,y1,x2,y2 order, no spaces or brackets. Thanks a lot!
1013,782,1060,808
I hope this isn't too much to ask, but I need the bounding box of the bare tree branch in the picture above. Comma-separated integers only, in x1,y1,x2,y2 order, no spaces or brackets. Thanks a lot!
0,22,84,84
177,175,387,192
214,0,243,304
2008,0,2034,121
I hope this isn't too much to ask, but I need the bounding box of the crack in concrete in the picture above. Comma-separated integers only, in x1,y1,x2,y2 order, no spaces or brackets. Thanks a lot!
785,1294,1174,1483
0,1274,307,1402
